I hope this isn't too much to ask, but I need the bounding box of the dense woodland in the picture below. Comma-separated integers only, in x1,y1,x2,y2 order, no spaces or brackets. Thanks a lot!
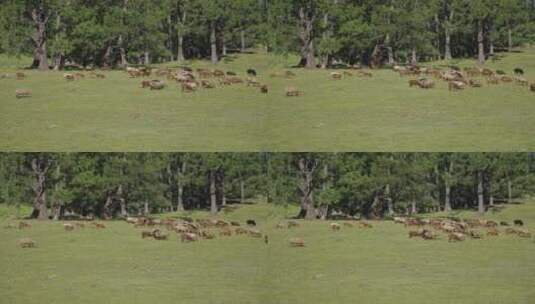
1,0,535,70
1,153,534,220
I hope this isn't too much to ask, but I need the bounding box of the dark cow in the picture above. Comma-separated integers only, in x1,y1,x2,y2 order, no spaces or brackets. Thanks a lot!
514,219,524,226
514,68,524,76
247,69,257,77
246,219,256,226
260,85,269,94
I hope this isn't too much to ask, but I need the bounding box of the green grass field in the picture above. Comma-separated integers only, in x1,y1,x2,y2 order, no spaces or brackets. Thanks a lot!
1,49,534,152
1,201,534,304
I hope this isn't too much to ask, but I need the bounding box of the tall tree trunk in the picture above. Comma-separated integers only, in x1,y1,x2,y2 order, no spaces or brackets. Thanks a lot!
117,184,126,217
444,14,453,61
411,48,417,65
177,10,186,62
119,35,127,67
31,8,50,71
297,157,317,219
410,201,417,215
144,51,150,65
477,20,485,65
221,173,226,206
507,177,512,204
144,201,149,215
477,171,485,214
508,28,513,52
102,193,113,219
240,179,245,204
103,45,113,67
209,170,217,215
30,158,49,220
386,34,394,65
240,29,246,52
221,34,227,57
444,159,453,212
298,6,316,69
210,21,218,64
385,183,394,216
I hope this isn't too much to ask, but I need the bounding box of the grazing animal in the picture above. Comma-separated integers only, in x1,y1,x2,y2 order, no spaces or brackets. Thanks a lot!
485,220,498,228
409,79,420,88
246,219,256,226
198,70,213,78
409,230,423,238
343,222,354,228
153,231,169,240
514,68,524,75
93,223,106,229
276,223,285,229
449,81,465,91
260,85,269,94
235,227,248,235
64,223,75,231
343,71,353,77
230,221,241,227
517,229,532,238
481,68,494,76
246,77,260,87
358,221,373,229
18,238,36,248
500,221,509,226
505,227,518,235
487,76,500,85
422,230,437,240
331,72,343,80
4,223,17,229
226,71,237,76
247,69,257,77
64,73,75,81
514,219,524,226
141,80,151,88
514,77,528,86
501,76,513,83
496,70,506,75
149,80,165,90
219,229,232,237
531,83,535,92
201,80,215,89
18,222,31,229
469,231,483,239
248,229,263,238
181,81,198,92
469,79,483,88
448,232,466,242
357,71,373,78
180,232,199,242
16,72,26,80
15,89,31,99
487,228,499,236
200,230,216,240
142,230,156,239
418,78,435,89
213,69,225,77
285,86,301,97
289,238,305,247
330,223,341,231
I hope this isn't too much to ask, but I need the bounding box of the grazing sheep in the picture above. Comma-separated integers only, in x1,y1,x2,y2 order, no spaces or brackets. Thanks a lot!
357,71,373,78
331,72,343,80
64,223,75,231
330,223,341,231
517,229,532,238
285,86,301,97
501,76,513,83
63,73,75,81
181,81,198,92
235,227,249,235
531,84,535,92
481,68,494,76
469,79,483,88
246,219,256,226
226,71,237,76
515,77,528,86
260,85,269,94
409,79,420,88
149,80,165,90
358,221,373,229
246,77,260,87
449,81,466,91
393,217,406,224
15,89,31,99
487,228,499,236
248,229,263,238
228,76,244,84
126,217,138,224
201,80,215,89
213,69,225,77
200,230,216,240
343,71,353,77
469,231,483,239
142,230,156,239
18,222,31,229
343,222,354,228
219,228,233,237
230,221,240,227
409,230,423,238
198,70,213,79
418,78,435,89
74,73,85,79
496,70,506,75
93,223,106,229
514,219,524,226
141,80,151,88
289,238,305,247
485,220,498,228
422,230,437,240
247,69,257,77
514,68,524,75
448,232,466,242
506,227,518,235
18,238,36,248
499,221,509,226
16,72,26,80
487,76,500,85
180,232,199,242
153,231,169,240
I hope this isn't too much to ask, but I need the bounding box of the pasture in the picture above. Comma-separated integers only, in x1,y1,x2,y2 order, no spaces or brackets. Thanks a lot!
1,49,535,152
1,201,534,304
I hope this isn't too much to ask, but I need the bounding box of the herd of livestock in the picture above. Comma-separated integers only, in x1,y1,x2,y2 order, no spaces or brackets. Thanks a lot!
6,60,534,100
7,213,532,249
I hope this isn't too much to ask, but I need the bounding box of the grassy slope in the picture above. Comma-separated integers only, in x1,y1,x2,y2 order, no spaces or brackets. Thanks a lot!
1,202,534,304
0,48,534,152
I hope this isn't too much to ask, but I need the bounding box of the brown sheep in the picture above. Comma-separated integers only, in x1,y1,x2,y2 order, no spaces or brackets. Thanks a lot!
481,68,494,76
357,71,373,78
501,76,513,83
201,80,215,89
18,238,36,248
93,223,106,229
409,79,420,88
153,231,169,240
343,71,353,77
180,232,199,242
469,230,483,239
64,223,75,231
64,73,75,81
449,81,465,91
248,229,263,238
448,232,466,242
200,230,216,240
198,70,213,79
142,230,155,239
219,228,233,237
149,80,165,90
213,69,225,77
530,83,535,92
487,228,499,236
230,221,241,227
182,81,198,93
505,228,518,235
15,89,31,99
485,220,498,228
422,230,437,240
246,77,261,87
285,86,301,97
228,76,244,84
141,80,151,88
331,72,343,80
260,85,269,94
235,227,249,235
330,223,341,231
418,78,435,89
16,72,26,80
487,76,500,85
358,221,373,229
468,79,483,88
409,230,423,238
517,229,532,238
95,73,106,79
514,77,528,86
289,238,305,247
